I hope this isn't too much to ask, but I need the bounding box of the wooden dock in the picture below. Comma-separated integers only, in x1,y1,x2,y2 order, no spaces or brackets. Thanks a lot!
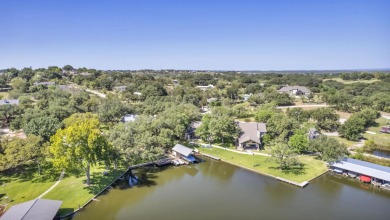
200,153,221,161
276,177,308,188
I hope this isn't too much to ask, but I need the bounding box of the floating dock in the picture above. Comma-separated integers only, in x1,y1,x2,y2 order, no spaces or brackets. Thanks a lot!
155,158,172,166
276,177,308,188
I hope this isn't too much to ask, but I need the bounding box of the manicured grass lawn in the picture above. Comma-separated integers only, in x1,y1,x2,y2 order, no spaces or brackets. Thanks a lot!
363,117,390,147
0,166,57,208
332,136,359,147
324,78,380,84
43,166,127,216
197,147,327,183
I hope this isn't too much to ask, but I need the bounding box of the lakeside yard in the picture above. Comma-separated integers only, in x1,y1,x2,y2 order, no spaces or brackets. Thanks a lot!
0,167,56,207
363,117,390,147
197,147,327,183
0,165,127,216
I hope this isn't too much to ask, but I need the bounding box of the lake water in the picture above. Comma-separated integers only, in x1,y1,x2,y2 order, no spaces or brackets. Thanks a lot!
373,150,390,159
73,158,390,220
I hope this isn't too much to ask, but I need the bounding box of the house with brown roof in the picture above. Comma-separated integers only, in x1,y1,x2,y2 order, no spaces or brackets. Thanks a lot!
278,86,311,97
237,122,267,150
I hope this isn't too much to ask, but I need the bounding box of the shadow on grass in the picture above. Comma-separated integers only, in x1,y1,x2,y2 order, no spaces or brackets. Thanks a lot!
269,163,307,175
83,166,161,195
0,164,59,184
57,208,75,219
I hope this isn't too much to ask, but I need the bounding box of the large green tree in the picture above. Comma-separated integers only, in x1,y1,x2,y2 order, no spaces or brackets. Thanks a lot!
288,133,309,153
50,113,111,185
309,108,340,131
23,116,61,142
270,142,300,170
309,136,348,162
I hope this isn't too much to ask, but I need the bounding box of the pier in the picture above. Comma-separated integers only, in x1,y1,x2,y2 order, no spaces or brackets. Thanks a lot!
276,177,309,188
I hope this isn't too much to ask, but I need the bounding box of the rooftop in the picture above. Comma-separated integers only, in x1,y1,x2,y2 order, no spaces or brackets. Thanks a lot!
0,198,62,220
278,86,311,93
172,144,193,157
330,158,390,182
237,122,267,145
33,82,55,86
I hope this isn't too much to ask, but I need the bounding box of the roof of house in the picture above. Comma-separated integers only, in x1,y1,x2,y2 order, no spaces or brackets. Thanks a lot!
122,114,137,122
330,158,390,182
172,144,193,157
237,122,267,145
0,199,62,220
0,99,19,105
207,98,218,103
187,121,202,133
33,82,55,86
278,86,311,93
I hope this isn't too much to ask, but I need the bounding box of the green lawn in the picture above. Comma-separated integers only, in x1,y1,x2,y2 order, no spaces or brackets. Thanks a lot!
42,166,127,216
332,136,359,147
197,147,327,183
324,78,380,84
0,166,57,208
0,92,9,99
363,117,390,147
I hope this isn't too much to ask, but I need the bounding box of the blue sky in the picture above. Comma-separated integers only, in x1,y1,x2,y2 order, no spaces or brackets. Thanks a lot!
0,0,389,70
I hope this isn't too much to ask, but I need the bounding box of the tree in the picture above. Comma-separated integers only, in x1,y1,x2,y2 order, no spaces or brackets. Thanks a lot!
266,113,299,140
209,115,239,144
338,108,378,141
10,77,28,93
97,95,127,123
309,136,348,162
196,114,212,142
0,104,22,126
309,108,340,131
50,114,111,185
0,135,44,175
288,133,309,153
286,108,309,123
23,116,61,142
269,142,300,170
63,65,74,71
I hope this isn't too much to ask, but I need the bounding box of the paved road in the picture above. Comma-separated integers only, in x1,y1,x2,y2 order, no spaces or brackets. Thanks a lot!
85,89,107,98
277,104,328,109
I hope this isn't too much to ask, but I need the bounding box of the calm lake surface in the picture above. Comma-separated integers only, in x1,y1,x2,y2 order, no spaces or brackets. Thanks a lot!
73,158,390,220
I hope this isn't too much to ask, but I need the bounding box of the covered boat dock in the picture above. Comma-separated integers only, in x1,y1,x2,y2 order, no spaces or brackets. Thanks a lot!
330,158,390,184
172,144,197,163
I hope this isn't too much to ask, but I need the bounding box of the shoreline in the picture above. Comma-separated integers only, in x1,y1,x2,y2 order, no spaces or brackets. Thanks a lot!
59,162,154,219
197,152,328,188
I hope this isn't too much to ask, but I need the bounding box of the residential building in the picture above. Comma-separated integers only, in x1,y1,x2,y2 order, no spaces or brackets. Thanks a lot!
113,86,127,92
196,84,215,91
237,122,267,150
243,94,252,101
308,128,320,140
278,86,311,97
0,99,19,105
33,82,55,86
185,121,202,140
121,114,137,123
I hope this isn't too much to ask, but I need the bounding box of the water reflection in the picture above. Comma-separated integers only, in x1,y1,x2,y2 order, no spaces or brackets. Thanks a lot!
74,159,390,220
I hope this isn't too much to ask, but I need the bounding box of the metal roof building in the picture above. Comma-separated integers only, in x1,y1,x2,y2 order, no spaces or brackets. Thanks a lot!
0,198,62,220
330,158,390,182
172,144,193,157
